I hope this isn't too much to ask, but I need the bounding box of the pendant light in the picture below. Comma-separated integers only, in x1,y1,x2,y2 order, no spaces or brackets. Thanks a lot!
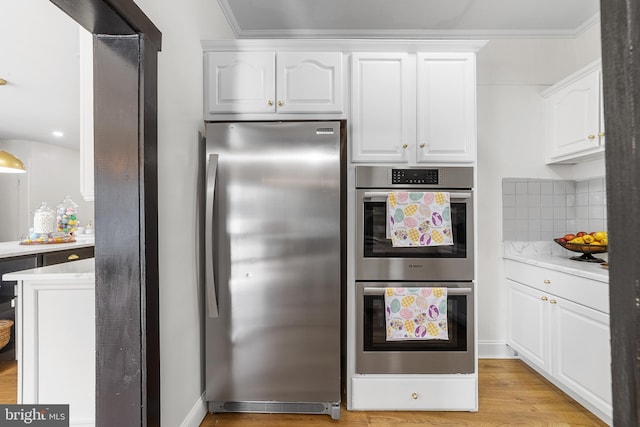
0,150,27,173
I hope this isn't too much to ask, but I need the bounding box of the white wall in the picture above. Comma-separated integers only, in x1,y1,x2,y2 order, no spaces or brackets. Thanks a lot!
131,1,232,426
0,139,94,241
475,25,603,354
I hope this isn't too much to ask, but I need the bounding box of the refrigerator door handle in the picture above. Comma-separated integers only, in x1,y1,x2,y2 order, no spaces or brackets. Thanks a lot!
205,153,219,318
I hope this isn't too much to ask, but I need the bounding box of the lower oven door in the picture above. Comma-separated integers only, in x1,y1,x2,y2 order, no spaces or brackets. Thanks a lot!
356,282,475,374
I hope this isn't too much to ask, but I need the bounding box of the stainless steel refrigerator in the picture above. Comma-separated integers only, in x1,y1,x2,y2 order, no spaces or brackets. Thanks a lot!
204,121,342,419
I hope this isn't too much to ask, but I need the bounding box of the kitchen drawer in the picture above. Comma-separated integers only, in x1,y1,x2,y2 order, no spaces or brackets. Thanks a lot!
41,246,95,267
504,260,609,314
351,376,476,410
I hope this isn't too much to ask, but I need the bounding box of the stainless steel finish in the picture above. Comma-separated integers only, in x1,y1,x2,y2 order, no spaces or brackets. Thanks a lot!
356,281,475,375
205,154,219,318
204,121,341,419
363,286,472,296
355,165,474,282
356,165,473,189
362,191,471,200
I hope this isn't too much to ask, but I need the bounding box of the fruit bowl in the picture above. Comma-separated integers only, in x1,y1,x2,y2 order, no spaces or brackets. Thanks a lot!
553,238,607,263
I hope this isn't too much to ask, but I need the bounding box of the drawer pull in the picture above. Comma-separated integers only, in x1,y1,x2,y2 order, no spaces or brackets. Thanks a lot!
541,296,548,301
543,279,551,284
549,299,557,305
67,254,80,261
411,392,418,400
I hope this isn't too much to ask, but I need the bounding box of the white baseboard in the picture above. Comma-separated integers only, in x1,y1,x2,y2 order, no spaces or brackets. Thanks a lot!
180,392,208,427
478,341,517,359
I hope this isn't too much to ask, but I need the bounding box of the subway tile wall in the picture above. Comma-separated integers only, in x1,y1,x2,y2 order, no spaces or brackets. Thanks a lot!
502,177,607,241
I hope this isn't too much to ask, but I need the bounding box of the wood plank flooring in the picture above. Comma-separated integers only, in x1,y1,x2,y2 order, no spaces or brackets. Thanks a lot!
201,360,607,426
0,359,606,425
0,360,17,404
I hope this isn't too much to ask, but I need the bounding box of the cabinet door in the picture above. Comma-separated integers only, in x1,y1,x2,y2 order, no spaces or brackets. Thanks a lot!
544,69,601,161
552,296,612,417
416,53,476,163
351,53,414,163
20,280,95,425
507,280,550,372
205,51,276,114
276,52,343,113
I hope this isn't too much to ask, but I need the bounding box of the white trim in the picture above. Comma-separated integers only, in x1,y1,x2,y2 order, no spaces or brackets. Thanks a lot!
574,14,601,37
179,392,208,427
201,39,488,53
478,341,517,359
231,28,585,40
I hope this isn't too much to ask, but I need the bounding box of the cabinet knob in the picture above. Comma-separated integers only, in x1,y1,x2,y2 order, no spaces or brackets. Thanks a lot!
541,296,549,301
277,100,284,107
267,100,274,107
550,299,557,305
67,254,80,261
419,143,426,148
411,392,418,400
543,279,551,284
598,132,605,137
402,144,408,149
587,134,596,140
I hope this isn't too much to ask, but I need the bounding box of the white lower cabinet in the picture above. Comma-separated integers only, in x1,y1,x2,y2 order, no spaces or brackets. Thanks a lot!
13,270,95,427
505,260,611,425
506,281,550,371
351,376,476,411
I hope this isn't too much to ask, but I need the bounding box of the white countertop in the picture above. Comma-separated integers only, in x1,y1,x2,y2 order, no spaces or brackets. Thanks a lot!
3,258,95,281
503,241,609,283
0,236,94,259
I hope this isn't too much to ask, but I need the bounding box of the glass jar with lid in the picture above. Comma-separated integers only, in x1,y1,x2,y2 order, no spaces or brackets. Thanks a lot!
32,202,56,235
56,195,79,235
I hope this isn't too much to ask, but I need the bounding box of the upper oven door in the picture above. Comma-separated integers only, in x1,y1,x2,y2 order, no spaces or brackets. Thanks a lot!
356,189,474,281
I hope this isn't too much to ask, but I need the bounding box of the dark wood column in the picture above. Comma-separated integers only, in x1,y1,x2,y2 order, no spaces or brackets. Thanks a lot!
600,1,640,425
50,1,161,426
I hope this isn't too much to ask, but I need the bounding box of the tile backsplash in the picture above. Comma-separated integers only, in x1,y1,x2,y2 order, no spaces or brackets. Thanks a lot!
502,177,607,241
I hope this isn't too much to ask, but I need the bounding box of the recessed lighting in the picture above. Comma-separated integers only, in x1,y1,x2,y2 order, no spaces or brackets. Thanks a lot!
52,131,64,137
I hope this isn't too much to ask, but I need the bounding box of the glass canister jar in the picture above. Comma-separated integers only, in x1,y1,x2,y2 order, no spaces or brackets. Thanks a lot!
56,195,79,235
32,202,56,234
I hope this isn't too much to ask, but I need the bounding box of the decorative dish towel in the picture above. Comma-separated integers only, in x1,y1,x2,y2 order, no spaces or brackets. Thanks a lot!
387,192,454,247
385,287,449,341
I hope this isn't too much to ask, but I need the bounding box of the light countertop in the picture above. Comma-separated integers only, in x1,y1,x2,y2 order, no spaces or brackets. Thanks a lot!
0,236,94,259
503,241,608,283
2,258,95,282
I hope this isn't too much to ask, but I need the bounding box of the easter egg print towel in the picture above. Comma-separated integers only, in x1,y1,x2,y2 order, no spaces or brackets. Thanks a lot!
384,287,449,341
387,191,453,247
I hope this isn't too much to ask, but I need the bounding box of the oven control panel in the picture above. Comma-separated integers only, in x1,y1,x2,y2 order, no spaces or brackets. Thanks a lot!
391,169,439,185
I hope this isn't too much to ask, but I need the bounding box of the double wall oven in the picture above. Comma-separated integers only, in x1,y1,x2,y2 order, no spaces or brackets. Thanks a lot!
354,166,475,375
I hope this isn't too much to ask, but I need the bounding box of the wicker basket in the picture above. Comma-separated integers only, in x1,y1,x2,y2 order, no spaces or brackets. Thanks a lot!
0,319,14,350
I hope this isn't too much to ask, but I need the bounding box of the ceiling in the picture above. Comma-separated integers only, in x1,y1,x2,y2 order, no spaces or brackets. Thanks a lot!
0,0,81,149
0,0,599,150
219,0,600,39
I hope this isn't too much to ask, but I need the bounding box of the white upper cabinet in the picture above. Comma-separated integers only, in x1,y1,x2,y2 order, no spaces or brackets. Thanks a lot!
543,60,605,164
79,27,94,202
276,52,343,113
416,53,476,163
351,52,477,164
351,53,413,163
205,51,276,114
205,51,343,116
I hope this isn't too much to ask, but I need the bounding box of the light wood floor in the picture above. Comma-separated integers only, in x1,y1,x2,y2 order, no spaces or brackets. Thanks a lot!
201,360,607,426
0,359,606,425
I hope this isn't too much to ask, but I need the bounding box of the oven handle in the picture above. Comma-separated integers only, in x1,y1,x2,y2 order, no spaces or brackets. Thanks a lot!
363,287,473,296
362,191,471,201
